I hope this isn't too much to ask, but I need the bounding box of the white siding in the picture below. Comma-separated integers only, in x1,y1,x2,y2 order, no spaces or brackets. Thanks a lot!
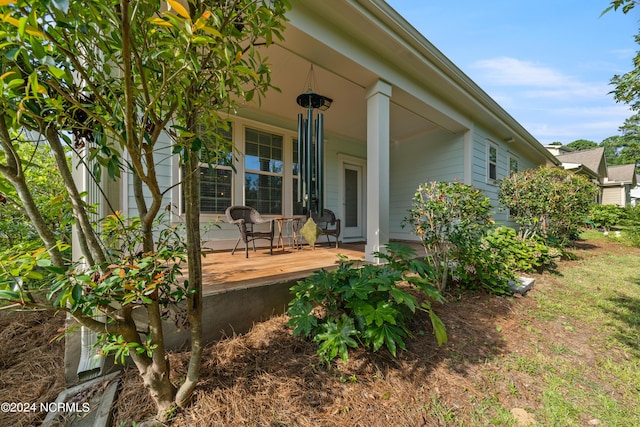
602,187,625,206
324,135,366,212
389,129,464,236
125,135,174,220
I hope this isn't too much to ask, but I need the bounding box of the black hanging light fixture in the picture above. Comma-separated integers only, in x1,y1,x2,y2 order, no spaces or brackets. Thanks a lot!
296,65,332,215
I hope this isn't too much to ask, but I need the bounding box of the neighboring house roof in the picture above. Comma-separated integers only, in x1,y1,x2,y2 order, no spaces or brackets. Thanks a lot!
606,164,638,186
555,147,607,182
560,162,599,181
545,144,574,156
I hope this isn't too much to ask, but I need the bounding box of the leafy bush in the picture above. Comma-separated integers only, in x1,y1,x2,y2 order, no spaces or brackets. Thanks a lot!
446,243,515,295
0,142,72,249
483,226,560,273
287,243,447,363
499,167,598,246
588,204,624,230
621,205,640,247
402,181,494,292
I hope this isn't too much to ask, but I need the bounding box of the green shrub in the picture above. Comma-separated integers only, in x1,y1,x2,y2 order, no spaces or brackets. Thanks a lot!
287,243,447,363
402,181,494,292
621,205,640,247
483,226,560,273
588,204,624,230
499,167,598,246
447,242,516,295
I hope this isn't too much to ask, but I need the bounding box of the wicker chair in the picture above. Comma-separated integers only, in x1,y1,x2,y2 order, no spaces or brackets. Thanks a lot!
310,209,341,248
226,206,274,258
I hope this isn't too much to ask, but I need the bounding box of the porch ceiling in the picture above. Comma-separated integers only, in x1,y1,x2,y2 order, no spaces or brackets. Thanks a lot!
238,25,442,143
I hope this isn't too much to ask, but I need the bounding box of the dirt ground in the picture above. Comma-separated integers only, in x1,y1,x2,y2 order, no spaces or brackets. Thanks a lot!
0,237,634,426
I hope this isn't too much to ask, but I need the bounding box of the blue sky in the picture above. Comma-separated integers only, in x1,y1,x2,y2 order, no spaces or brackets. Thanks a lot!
386,0,640,145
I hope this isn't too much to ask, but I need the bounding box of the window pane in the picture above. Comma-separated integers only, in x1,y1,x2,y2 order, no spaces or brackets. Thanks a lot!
490,146,497,162
200,167,232,214
510,158,518,174
200,124,233,166
245,173,282,214
345,168,358,227
183,123,234,214
245,128,283,173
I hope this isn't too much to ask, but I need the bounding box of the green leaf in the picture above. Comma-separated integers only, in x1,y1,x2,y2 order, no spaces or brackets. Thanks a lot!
0,289,20,300
71,283,82,302
390,287,417,312
429,309,448,346
25,271,43,280
4,47,20,60
371,302,398,327
315,316,358,362
48,65,66,79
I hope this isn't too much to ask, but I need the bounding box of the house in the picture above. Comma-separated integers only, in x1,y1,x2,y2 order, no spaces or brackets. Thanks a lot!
78,0,559,264
550,146,637,206
631,175,640,206
554,147,607,202
603,164,638,206
67,0,565,385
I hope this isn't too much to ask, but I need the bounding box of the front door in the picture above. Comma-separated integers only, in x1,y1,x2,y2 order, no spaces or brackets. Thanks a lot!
341,162,364,240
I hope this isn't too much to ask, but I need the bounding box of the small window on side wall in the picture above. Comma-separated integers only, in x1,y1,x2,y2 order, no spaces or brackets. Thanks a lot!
488,143,498,182
509,156,519,175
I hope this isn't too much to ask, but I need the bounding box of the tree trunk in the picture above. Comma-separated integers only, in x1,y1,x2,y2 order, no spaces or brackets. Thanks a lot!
0,117,65,267
44,125,108,266
175,133,203,408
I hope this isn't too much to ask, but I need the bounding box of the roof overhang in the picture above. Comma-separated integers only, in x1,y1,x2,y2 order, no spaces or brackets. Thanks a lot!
237,0,559,166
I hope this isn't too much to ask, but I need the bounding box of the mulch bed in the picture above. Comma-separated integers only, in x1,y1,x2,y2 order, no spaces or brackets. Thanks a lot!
0,310,66,427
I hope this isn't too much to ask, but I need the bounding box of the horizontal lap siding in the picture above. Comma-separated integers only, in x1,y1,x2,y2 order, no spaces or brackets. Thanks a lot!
473,126,548,225
602,187,624,206
390,130,464,235
325,136,366,212
126,137,174,221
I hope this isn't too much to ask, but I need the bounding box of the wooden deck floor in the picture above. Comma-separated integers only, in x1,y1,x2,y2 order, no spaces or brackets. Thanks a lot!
202,243,367,295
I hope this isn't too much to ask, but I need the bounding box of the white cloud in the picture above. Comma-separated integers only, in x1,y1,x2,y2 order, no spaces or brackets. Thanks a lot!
468,57,634,143
471,57,573,87
470,57,608,100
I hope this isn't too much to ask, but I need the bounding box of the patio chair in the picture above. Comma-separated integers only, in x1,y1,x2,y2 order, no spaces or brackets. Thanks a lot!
226,206,274,258
310,209,341,248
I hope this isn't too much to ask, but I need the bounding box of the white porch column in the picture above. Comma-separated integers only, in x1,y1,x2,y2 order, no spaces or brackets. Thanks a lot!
365,80,392,263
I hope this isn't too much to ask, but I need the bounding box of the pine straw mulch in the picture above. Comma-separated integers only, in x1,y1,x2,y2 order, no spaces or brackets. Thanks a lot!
112,238,636,426
0,310,66,427
112,285,536,425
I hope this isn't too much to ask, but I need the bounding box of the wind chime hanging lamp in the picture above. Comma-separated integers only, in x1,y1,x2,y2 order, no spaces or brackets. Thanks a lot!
296,65,332,215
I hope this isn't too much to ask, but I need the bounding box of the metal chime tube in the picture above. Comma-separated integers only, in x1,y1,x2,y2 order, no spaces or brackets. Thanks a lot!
305,106,313,213
316,113,324,215
297,113,304,203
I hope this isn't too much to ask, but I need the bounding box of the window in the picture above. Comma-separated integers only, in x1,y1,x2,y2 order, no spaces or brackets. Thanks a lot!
488,143,498,181
182,125,233,214
199,167,232,214
292,139,304,215
244,128,283,215
509,155,519,175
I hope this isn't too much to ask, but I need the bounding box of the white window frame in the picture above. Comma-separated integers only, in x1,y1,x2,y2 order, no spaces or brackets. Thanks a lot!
509,153,519,175
487,141,498,183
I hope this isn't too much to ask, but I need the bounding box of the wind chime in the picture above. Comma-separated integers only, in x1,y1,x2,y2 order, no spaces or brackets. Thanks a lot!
296,65,332,215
